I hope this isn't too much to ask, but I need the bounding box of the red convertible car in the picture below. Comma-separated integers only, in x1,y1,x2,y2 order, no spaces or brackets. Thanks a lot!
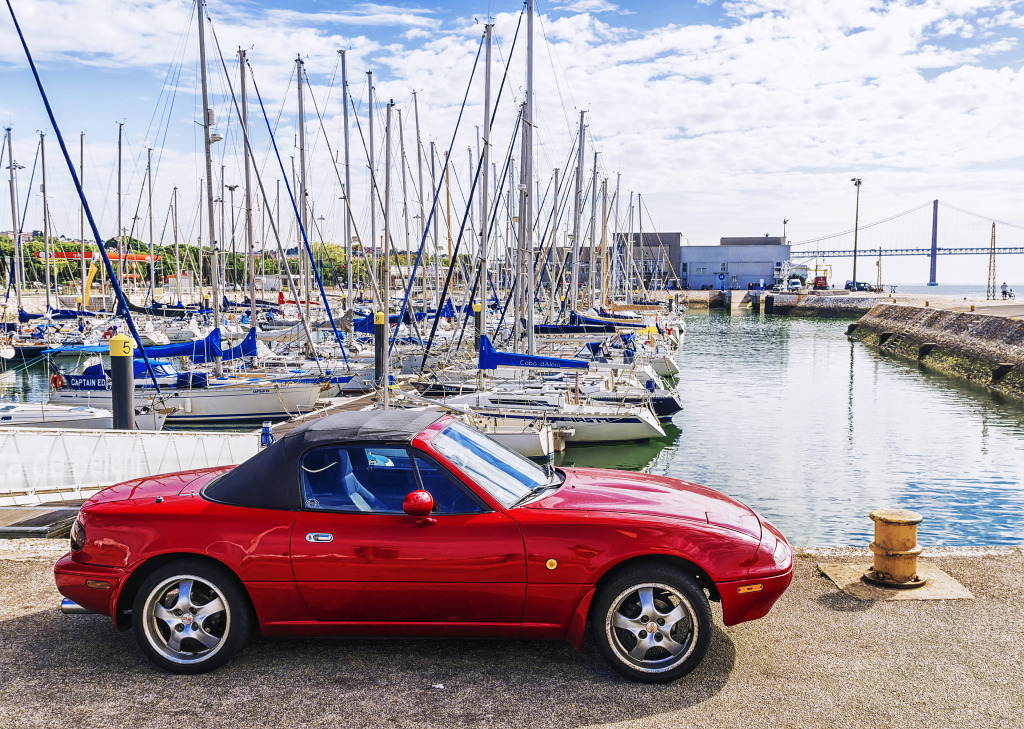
55,411,792,682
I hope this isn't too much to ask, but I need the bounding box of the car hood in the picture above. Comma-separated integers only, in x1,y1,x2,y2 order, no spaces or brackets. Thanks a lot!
82,466,233,507
527,467,762,540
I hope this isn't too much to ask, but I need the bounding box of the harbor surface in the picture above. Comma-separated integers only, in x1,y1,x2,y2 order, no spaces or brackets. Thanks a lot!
1,539,1020,728
6,299,1024,546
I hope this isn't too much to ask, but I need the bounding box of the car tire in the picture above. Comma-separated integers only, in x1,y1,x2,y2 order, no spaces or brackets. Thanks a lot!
592,564,712,683
132,558,252,674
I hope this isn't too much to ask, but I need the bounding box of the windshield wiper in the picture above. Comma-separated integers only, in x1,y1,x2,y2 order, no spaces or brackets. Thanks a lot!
511,483,552,508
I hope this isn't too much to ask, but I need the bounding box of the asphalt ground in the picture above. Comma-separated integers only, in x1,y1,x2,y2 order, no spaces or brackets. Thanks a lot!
1,541,1022,729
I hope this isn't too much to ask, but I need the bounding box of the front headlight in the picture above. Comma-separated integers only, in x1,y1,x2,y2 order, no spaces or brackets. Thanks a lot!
773,538,790,567
69,516,86,551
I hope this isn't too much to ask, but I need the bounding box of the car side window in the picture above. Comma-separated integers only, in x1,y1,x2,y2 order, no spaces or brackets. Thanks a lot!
412,455,484,514
301,445,414,513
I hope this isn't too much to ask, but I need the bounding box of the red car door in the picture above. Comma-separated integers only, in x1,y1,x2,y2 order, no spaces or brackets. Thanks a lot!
289,444,526,635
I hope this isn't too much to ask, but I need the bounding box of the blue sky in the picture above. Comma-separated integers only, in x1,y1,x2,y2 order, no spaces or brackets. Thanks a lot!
2,0,1024,285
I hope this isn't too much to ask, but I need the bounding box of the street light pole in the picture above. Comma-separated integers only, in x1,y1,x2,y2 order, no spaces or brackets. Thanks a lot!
783,218,788,240
851,178,862,289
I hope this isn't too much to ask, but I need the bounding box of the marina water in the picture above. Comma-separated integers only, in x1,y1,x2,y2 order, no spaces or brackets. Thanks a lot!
6,312,1024,547
557,311,1024,547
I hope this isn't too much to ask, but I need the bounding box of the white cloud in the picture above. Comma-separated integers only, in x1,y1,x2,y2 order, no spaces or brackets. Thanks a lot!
549,0,625,14
3,0,1024,284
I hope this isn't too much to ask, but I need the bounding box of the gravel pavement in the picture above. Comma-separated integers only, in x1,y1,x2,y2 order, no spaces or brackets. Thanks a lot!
1,540,1022,729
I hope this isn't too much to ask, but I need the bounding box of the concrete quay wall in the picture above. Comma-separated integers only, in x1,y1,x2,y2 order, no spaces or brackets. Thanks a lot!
765,292,892,318
849,304,1024,400
676,290,725,309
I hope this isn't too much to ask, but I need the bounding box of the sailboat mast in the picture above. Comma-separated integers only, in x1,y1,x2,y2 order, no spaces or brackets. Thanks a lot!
219,164,225,296
148,147,155,302
600,177,608,308
196,0,222,375
239,49,257,326
413,91,425,314
367,71,376,287
626,191,634,304
117,121,123,294
514,106,526,351
399,109,410,275
80,133,85,303
41,132,50,310
7,129,21,312
296,55,310,322
638,193,643,298
548,167,558,323
570,111,584,313
525,0,535,354
340,50,353,309
429,141,437,309
382,101,393,410
172,186,180,304
614,171,620,298
589,150,597,308
479,22,492,345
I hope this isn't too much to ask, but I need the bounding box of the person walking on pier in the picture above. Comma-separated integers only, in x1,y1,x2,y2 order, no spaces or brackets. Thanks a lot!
1002,282,1009,299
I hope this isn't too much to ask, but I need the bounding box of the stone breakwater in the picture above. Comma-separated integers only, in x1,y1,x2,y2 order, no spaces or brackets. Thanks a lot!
849,304,1024,400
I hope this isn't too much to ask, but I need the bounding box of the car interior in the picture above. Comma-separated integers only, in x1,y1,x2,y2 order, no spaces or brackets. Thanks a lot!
300,445,482,514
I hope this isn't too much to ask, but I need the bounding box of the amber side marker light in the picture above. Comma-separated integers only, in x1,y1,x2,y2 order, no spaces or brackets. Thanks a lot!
737,584,764,594
85,580,111,590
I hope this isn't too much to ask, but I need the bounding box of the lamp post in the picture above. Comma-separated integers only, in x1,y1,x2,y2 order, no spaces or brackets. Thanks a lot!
851,178,862,289
783,218,788,239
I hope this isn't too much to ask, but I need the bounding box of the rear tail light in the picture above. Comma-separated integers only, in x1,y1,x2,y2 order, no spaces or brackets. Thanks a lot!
70,517,85,551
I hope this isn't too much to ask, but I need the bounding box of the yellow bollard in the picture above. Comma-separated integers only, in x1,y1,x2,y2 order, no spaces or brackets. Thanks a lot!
863,509,927,589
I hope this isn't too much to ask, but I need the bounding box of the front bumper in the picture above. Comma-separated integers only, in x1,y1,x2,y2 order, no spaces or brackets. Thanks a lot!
54,552,127,621
717,568,794,626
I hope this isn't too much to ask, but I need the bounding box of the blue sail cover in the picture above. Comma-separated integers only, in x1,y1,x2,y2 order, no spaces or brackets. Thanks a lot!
19,308,98,322
135,328,222,362
221,328,258,361
569,310,647,329
47,328,256,369
534,322,615,335
478,335,589,371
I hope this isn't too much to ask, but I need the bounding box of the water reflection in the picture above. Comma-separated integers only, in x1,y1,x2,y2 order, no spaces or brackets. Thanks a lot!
570,311,1024,547
556,424,680,471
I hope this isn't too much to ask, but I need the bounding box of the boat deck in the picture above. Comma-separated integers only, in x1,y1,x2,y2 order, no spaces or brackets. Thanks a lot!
0,500,84,539
271,393,376,438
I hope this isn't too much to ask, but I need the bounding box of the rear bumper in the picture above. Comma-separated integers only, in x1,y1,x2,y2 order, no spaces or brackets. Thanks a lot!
54,552,127,621
717,568,793,626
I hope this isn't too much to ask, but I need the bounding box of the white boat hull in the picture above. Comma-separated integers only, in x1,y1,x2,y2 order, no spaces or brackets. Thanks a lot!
0,403,170,430
480,424,555,459
49,382,321,425
478,410,664,443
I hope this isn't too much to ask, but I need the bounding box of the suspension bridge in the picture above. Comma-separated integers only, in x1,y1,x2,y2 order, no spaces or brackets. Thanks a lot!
790,200,1024,285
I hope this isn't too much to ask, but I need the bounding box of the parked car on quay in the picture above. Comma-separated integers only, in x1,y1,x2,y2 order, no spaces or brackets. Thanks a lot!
845,280,873,291
55,411,793,683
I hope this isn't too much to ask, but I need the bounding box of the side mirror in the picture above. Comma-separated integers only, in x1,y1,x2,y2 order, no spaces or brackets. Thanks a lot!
403,490,435,523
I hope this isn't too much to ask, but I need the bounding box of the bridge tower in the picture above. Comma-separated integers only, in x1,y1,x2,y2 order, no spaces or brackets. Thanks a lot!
928,199,939,286
986,223,997,300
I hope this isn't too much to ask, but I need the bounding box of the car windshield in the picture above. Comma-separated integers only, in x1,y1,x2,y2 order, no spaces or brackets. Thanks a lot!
429,420,555,508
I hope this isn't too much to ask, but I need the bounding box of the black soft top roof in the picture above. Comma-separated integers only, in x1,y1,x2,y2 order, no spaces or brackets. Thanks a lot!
204,410,446,511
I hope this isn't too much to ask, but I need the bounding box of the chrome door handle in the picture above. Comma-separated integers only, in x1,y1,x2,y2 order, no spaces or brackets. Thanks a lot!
305,533,334,543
